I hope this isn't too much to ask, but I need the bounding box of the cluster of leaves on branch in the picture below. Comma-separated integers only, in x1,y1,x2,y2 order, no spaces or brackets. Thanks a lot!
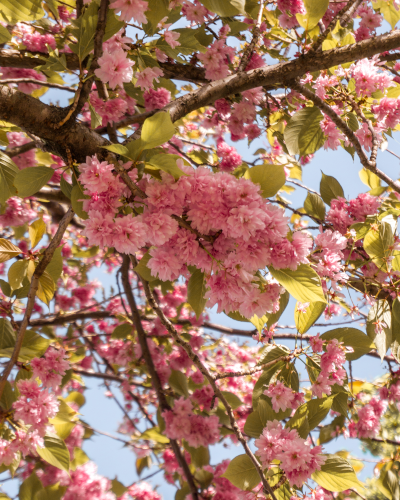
1,0,400,499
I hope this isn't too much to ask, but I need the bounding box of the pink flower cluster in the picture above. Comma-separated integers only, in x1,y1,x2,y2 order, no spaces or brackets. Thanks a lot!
109,0,148,24
197,30,235,80
351,57,393,97
314,229,348,288
326,193,381,234
349,397,387,438
13,379,59,434
128,482,162,500
277,0,305,29
81,155,313,318
162,397,220,448
95,48,134,89
22,31,56,53
310,339,346,398
264,380,305,412
30,347,70,389
255,420,325,487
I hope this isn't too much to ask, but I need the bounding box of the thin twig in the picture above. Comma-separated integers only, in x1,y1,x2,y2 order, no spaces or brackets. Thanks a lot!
0,78,76,92
130,254,278,500
289,80,400,193
121,256,200,500
0,207,74,399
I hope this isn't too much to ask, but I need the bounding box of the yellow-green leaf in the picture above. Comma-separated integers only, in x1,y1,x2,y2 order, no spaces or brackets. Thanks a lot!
187,268,207,319
312,455,363,492
141,112,176,149
29,218,46,249
269,264,326,304
37,435,70,472
295,300,326,334
0,238,22,263
37,270,55,305
8,259,28,291
14,166,54,198
244,164,286,198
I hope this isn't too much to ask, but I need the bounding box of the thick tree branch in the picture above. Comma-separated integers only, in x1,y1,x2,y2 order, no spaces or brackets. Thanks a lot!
3,31,400,163
0,207,75,399
0,49,208,83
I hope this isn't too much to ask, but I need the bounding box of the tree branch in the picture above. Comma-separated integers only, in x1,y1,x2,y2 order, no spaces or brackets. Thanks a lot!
120,256,200,500
0,78,76,92
130,255,278,500
0,207,75,399
288,80,400,193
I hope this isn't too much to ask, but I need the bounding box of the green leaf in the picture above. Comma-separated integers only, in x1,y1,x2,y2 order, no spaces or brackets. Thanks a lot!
46,247,63,284
0,279,11,297
0,381,15,411
35,484,67,500
200,0,246,16
296,0,329,30
0,0,44,23
146,154,188,180
284,107,324,156
364,223,394,269
312,455,364,492
320,171,344,206
0,238,22,263
111,479,127,497
269,264,326,303
141,112,176,149
359,168,381,189
13,277,31,299
29,218,46,249
307,396,335,430
19,473,43,500
104,9,125,41
0,25,11,44
14,166,54,198
0,329,50,361
37,271,55,305
244,399,275,438
102,144,129,156
244,164,286,198
373,0,400,29
304,192,326,220
169,370,189,397
320,327,375,361
0,151,18,205
0,318,15,350
60,175,72,200
70,184,89,220
266,290,290,328
111,323,133,339
295,300,326,334
140,427,170,444
134,250,157,282
37,435,70,472
258,343,290,366
184,444,210,468
89,103,102,129
220,391,242,410
287,401,310,438
8,259,28,291
187,269,207,319
366,299,392,361
252,363,285,408
221,454,260,490
65,391,85,407
70,1,99,61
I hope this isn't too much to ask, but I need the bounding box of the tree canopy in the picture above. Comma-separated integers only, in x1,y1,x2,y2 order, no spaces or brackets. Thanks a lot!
0,0,399,499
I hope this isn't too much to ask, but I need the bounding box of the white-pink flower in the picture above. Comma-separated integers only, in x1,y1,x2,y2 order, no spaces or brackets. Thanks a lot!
94,48,134,89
